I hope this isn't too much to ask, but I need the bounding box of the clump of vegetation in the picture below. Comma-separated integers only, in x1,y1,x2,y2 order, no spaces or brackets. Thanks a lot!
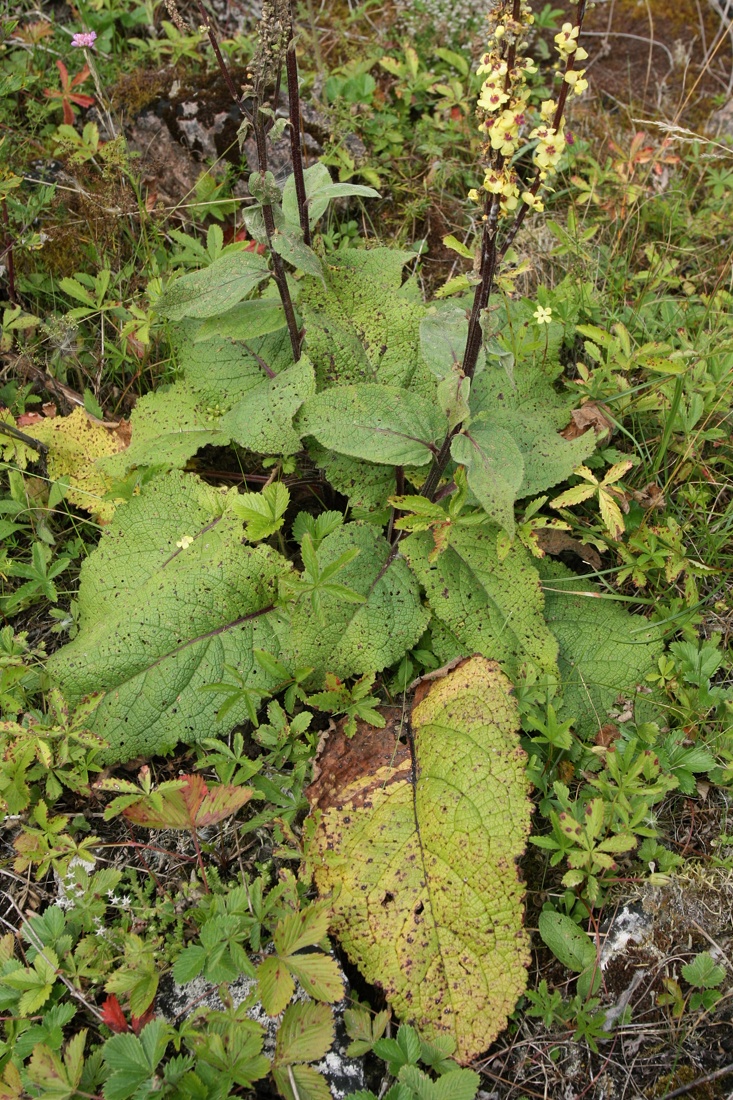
0,0,732,1096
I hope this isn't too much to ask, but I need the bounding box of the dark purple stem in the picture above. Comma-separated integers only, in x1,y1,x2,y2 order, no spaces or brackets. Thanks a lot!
286,1,310,245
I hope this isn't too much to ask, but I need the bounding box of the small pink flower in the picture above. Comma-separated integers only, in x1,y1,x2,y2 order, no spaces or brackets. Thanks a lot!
71,30,97,48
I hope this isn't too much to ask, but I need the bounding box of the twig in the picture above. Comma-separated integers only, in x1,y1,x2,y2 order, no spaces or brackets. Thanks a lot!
0,421,49,455
659,1063,733,1099
0,891,105,1024
1,199,16,304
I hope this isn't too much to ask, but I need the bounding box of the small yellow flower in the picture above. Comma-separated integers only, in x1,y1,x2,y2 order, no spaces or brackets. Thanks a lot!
176,535,194,550
522,190,544,212
533,305,553,325
565,69,589,96
554,22,579,58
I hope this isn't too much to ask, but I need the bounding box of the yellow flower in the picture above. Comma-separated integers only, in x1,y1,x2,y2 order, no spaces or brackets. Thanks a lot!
522,190,544,212
176,535,194,550
554,22,579,58
533,305,553,325
565,69,589,96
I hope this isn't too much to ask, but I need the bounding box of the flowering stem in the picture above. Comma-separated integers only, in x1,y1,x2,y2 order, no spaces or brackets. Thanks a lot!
195,0,245,111
196,0,301,361
421,0,587,503
253,101,302,361
500,0,587,260
286,0,311,246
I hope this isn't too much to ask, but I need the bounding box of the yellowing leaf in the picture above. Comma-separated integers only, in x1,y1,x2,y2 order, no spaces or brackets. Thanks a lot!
598,488,625,541
273,1063,331,1100
305,657,531,1063
258,956,295,1017
274,1001,334,1066
24,408,127,522
285,953,344,1003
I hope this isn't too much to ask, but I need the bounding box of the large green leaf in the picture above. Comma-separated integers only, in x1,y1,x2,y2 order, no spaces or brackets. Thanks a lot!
540,560,664,739
177,328,294,397
282,162,379,229
48,472,289,762
195,298,287,342
100,382,232,475
419,304,485,379
300,249,425,388
403,526,558,678
306,658,532,1062
307,444,396,519
105,341,310,474
297,384,444,467
450,427,524,537
455,356,597,536
156,251,271,321
222,357,316,456
280,523,429,683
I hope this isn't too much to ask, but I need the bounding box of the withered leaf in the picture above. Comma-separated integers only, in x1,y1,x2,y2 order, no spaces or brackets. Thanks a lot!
561,400,614,442
305,657,531,1063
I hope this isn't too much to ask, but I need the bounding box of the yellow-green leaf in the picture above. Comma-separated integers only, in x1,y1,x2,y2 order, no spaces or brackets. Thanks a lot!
258,956,295,1017
598,488,626,541
274,1002,335,1067
306,657,532,1063
284,953,344,1003
24,408,127,522
273,1063,331,1100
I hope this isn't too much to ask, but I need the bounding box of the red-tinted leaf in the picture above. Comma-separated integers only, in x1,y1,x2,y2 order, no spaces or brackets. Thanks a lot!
131,1005,155,1035
69,64,91,90
122,775,252,830
195,783,253,826
101,994,129,1034
56,60,70,90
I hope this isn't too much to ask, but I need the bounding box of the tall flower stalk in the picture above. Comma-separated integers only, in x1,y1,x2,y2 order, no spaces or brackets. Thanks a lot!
420,0,588,502
196,0,308,361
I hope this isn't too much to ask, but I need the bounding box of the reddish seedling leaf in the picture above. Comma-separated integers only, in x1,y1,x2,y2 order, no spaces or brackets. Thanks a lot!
43,61,95,125
100,994,129,1034
121,774,252,830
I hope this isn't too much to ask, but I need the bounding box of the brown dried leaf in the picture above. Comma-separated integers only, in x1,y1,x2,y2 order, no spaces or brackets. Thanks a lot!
561,401,614,442
534,528,603,570
630,482,666,510
307,711,409,814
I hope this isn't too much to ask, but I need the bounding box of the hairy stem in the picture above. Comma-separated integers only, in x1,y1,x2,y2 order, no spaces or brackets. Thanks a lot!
194,1,301,359
195,0,244,111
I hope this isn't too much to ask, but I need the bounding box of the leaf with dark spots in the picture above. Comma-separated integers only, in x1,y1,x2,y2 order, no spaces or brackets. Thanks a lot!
306,657,532,1063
